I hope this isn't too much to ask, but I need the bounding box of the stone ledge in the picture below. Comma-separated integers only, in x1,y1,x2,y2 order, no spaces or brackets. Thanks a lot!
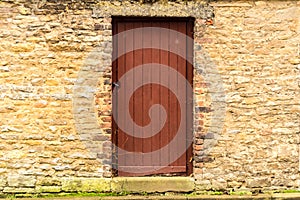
61,178,111,192
111,177,195,193
1,177,195,194
10,193,300,200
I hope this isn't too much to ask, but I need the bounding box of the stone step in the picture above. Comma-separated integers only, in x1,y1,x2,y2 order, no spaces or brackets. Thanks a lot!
111,177,195,193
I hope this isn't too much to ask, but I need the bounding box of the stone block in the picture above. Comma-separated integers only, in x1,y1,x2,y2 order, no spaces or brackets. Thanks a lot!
3,187,35,193
18,6,31,15
0,177,6,187
36,177,61,186
61,178,111,192
36,186,62,193
195,180,212,191
246,178,271,188
7,174,36,187
111,177,194,193
10,43,35,52
211,178,227,190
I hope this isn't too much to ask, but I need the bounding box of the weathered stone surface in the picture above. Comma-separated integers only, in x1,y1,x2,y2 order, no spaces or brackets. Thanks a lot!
35,186,61,193
92,1,214,19
18,6,31,15
10,43,35,52
197,0,300,192
3,187,35,194
112,177,194,193
0,0,299,194
0,177,6,187
61,178,111,192
34,100,48,108
246,178,271,188
36,177,61,187
289,58,300,65
7,174,36,187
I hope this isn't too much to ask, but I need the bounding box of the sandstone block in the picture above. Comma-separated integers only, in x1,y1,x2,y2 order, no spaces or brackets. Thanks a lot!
112,177,194,193
211,178,227,190
243,97,261,104
7,174,36,187
45,79,59,86
34,100,48,108
227,181,242,188
18,6,31,15
246,178,271,188
0,177,6,187
36,177,62,187
195,180,212,190
61,178,111,192
36,186,61,193
3,187,35,193
10,44,35,52
289,58,300,65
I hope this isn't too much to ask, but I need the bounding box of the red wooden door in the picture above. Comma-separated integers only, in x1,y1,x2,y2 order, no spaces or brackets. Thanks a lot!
112,17,194,176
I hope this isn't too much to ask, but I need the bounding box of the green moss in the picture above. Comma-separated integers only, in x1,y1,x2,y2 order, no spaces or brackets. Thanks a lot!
267,189,300,194
281,190,300,193
41,192,123,198
61,178,111,193
3,189,300,199
5,194,16,200
229,191,252,195
2,192,126,199
186,191,224,196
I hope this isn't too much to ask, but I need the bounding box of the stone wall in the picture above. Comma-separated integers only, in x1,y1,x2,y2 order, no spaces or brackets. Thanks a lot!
198,0,300,191
0,0,299,194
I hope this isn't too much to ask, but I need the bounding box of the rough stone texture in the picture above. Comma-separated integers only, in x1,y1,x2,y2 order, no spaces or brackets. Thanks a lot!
35,186,62,193
111,177,194,193
61,178,111,192
196,0,300,192
7,174,36,187
92,1,213,18
0,0,299,194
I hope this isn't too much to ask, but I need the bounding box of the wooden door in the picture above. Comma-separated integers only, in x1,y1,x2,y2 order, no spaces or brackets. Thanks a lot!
112,17,194,176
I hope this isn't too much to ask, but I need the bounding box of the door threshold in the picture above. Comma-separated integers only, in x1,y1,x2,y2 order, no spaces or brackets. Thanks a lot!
111,177,194,193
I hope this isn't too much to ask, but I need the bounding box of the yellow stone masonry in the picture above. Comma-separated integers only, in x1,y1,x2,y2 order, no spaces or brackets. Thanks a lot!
0,0,299,194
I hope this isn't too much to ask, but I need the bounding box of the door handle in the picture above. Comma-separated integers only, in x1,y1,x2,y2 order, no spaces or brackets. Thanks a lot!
112,82,120,88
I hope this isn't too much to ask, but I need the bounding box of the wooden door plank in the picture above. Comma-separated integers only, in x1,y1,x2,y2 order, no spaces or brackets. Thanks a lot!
175,21,187,169
142,21,152,167
169,21,180,168
160,21,170,168
117,22,127,174
133,22,144,165
151,22,161,168
125,22,135,169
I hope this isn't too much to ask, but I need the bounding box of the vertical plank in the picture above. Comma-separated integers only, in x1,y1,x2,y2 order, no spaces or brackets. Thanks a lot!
176,21,187,168
133,22,143,167
142,21,152,167
151,22,161,169
117,21,126,174
160,21,170,168
169,21,179,168
125,22,134,168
